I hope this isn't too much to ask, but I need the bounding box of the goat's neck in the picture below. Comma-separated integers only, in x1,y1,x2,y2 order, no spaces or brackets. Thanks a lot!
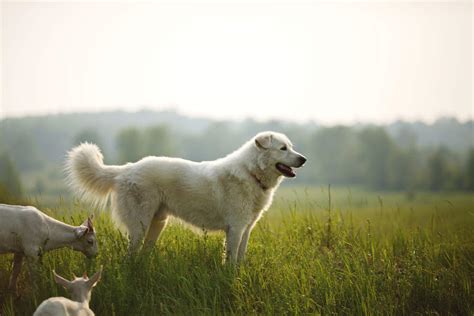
42,218,78,252
71,293,91,306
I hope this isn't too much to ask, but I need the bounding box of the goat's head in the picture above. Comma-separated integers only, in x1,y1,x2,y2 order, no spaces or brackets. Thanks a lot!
53,266,102,303
73,216,98,258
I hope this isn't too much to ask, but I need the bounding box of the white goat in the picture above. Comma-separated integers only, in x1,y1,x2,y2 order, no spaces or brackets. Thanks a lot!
33,267,102,316
0,203,98,294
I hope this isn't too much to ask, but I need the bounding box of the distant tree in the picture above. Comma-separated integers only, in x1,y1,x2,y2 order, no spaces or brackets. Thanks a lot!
73,129,103,148
186,123,235,161
116,128,143,163
310,127,360,185
387,148,419,190
464,148,474,191
426,147,454,191
142,125,175,157
0,134,5,153
0,152,23,198
6,131,44,171
358,127,395,190
390,127,421,190
395,127,418,149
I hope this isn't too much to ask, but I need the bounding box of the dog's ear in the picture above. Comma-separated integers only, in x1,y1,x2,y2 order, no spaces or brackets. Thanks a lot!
255,133,272,150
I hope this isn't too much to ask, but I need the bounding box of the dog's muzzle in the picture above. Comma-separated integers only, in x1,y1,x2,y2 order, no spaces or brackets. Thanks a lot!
276,154,307,178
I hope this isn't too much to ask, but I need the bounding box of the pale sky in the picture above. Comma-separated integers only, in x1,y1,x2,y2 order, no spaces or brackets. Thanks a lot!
1,0,472,124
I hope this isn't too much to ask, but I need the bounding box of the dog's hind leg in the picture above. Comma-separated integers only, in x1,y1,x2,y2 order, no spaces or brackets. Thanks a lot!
143,211,168,250
113,185,158,254
118,205,155,254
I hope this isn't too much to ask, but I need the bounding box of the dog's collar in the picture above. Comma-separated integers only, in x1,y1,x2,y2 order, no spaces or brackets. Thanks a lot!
249,171,268,191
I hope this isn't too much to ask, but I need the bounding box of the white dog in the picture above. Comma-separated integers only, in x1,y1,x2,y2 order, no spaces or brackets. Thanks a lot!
66,131,306,263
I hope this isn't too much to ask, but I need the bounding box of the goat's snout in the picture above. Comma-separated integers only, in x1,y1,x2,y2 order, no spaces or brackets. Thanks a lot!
86,249,98,259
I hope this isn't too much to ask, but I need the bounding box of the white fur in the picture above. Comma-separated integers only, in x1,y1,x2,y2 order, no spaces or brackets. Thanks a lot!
0,204,97,292
33,268,102,316
66,131,306,262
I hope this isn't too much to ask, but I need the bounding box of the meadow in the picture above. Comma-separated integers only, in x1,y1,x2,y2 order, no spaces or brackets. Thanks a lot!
0,186,473,315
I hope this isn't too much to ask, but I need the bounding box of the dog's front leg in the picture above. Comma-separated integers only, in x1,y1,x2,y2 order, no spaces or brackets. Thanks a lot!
224,226,245,264
237,225,253,263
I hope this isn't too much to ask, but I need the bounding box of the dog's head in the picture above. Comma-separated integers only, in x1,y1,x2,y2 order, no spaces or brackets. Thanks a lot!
254,131,307,178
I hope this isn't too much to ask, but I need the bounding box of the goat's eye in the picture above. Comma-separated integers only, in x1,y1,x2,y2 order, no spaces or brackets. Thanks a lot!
87,240,94,245
280,146,287,151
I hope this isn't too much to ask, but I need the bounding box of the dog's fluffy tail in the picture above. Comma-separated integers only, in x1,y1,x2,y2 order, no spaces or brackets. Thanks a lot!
65,143,123,206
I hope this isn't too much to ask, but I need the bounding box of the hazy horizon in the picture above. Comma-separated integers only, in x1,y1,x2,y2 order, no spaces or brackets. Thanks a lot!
2,1,472,124
1,106,473,126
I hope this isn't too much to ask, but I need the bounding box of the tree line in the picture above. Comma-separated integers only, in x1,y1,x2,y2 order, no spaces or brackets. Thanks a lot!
0,116,473,201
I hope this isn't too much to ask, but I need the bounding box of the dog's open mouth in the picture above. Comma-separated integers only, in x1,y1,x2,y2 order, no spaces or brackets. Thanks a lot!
276,163,296,178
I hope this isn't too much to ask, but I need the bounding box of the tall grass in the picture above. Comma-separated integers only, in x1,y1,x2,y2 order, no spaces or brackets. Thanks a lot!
1,187,473,315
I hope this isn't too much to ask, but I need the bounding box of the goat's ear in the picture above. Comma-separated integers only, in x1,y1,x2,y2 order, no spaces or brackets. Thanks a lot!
80,218,88,227
53,270,71,289
87,266,102,288
87,216,94,232
74,226,89,239
255,133,272,150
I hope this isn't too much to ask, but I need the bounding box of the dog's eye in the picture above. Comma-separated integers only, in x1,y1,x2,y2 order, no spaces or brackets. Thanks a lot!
280,146,287,151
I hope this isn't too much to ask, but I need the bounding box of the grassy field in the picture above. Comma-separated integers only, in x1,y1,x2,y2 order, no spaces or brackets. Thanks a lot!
1,186,473,315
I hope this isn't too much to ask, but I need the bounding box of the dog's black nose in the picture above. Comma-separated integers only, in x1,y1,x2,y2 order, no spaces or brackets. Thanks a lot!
298,155,307,166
